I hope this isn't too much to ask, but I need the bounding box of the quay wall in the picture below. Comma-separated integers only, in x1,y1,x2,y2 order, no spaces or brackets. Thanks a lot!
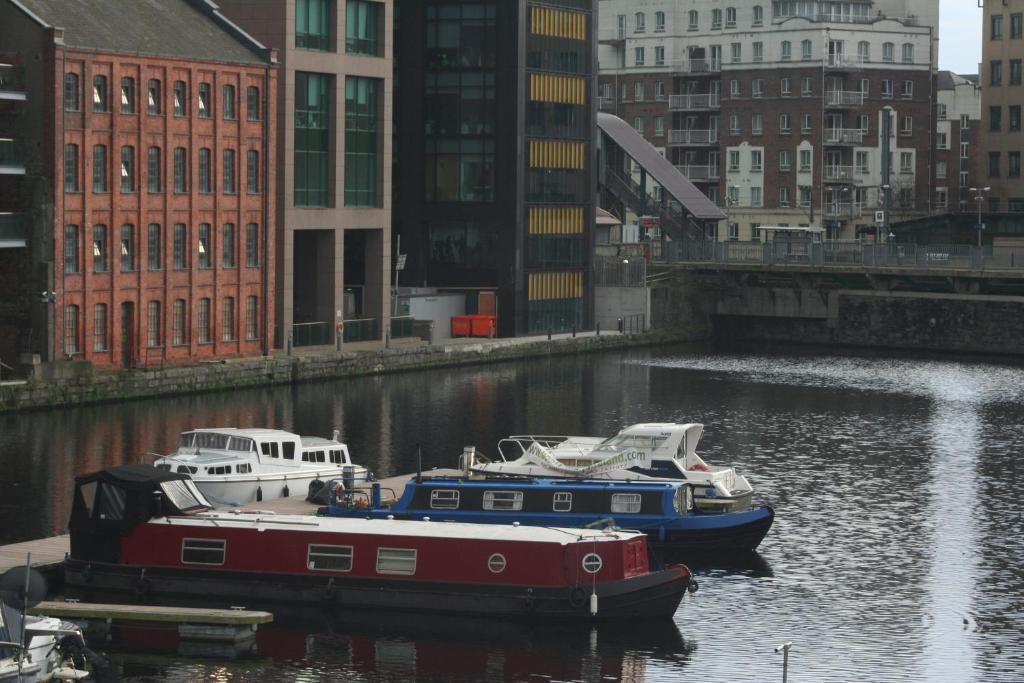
0,330,703,413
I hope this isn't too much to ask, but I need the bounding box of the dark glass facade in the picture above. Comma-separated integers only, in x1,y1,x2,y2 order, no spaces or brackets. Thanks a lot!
394,0,594,335
295,72,332,207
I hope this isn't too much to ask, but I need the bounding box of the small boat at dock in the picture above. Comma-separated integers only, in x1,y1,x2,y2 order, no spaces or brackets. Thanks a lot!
64,466,695,622
473,423,755,512
153,427,369,506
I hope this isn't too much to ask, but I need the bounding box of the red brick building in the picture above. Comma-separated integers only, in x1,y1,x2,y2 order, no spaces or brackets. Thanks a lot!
0,0,277,369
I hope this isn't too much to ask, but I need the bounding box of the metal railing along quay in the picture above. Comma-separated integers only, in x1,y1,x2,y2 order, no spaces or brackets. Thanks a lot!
658,240,1024,272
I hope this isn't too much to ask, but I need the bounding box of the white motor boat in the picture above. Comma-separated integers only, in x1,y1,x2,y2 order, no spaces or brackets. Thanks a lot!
154,427,370,506
470,423,755,512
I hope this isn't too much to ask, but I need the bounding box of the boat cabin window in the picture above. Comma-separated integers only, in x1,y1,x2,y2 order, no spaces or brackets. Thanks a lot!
308,544,353,571
553,492,573,512
596,435,668,452
155,464,171,471
610,493,642,514
97,483,127,520
330,449,344,464
80,481,98,516
302,450,326,463
376,547,417,575
178,432,196,449
237,463,252,474
283,442,295,460
673,486,693,513
483,491,524,511
430,490,460,509
181,538,225,565
160,479,212,511
206,466,231,475
260,442,279,458
227,436,255,453
195,432,230,450
176,465,198,474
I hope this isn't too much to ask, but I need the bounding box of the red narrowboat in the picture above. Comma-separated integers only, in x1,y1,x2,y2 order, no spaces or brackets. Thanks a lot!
64,466,695,621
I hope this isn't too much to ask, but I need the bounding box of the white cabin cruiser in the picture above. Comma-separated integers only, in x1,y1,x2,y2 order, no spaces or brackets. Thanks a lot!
471,423,754,512
154,428,369,506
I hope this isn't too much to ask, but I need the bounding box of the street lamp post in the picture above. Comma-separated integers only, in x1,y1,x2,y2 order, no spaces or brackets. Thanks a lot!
969,186,990,249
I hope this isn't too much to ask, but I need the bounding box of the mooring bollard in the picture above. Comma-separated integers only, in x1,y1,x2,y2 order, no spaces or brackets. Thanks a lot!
596,322,601,336
547,329,552,340
775,642,793,683
617,317,623,334
572,326,576,338
287,333,293,355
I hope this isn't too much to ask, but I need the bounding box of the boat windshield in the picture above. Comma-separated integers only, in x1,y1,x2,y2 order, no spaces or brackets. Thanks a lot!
160,479,213,512
594,434,668,453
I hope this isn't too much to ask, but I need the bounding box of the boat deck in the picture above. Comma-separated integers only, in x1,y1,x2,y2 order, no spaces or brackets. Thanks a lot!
0,468,465,576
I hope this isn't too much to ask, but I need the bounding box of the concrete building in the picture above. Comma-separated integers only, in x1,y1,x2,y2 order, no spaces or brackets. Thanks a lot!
981,0,1024,215
933,70,981,215
597,0,939,241
217,0,392,349
393,0,597,336
0,0,277,369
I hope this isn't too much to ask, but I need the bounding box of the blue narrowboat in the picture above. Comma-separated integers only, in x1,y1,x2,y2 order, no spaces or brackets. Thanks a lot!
319,476,774,555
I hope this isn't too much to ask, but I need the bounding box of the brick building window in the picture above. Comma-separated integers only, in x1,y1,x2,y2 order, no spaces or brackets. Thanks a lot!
901,80,913,98
93,303,108,351
64,305,79,355
93,224,108,272
247,150,260,193
93,75,108,112
198,298,212,344
246,296,259,340
93,144,108,192
992,61,1003,86
223,148,236,193
121,77,135,114
247,86,260,121
172,299,187,345
173,80,187,116
779,187,790,207
801,77,812,96
781,77,791,95
120,224,135,272
1010,152,1021,177
148,79,161,114
64,73,80,111
992,14,1003,40
173,223,187,269
246,223,259,267
120,146,136,192
148,147,161,193
148,223,162,270
222,223,235,268
64,144,79,192
174,147,187,192
799,149,811,172
752,79,763,97
1013,13,1023,39
222,297,235,341
751,114,763,135
147,301,161,347
779,150,791,171
199,148,212,193
223,84,236,119
989,152,1000,178
1011,105,1022,131
991,106,1002,132
801,114,812,133
198,223,211,269
780,113,791,134
198,82,211,118
64,225,80,274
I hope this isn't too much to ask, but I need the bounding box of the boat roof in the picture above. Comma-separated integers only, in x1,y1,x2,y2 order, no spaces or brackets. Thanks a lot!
186,427,303,440
418,476,683,492
618,423,703,435
165,513,640,544
301,436,344,447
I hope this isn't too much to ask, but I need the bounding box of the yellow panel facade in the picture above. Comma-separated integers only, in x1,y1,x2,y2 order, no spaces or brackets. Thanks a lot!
528,140,585,169
530,6,587,40
529,73,586,105
528,206,584,235
528,271,584,300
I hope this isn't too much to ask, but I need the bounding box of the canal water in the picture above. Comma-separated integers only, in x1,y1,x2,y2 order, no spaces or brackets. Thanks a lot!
1,344,1023,682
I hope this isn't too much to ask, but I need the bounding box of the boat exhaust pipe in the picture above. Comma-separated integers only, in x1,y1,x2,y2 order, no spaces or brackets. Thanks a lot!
332,429,340,442
462,446,476,476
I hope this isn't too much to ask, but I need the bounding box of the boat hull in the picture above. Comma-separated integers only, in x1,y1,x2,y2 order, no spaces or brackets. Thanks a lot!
192,468,368,507
63,559,689,622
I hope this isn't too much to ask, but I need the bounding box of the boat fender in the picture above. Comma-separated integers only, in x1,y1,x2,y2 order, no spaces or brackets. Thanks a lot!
256,485,263,502
569,586,587,608
589,592,598,616
323,578,336,600
282,482,290,498
688,579,699,594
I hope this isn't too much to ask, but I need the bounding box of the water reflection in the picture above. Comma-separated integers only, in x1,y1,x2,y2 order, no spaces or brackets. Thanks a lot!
3,345,1024,681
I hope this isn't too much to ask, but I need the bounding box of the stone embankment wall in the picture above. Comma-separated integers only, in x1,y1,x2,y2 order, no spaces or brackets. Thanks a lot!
0,331,698,413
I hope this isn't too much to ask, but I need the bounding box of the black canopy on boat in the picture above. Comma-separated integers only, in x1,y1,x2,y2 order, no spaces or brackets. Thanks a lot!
69,465,211,563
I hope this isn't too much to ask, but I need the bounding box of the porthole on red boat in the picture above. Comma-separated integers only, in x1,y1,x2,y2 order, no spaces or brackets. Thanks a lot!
582,553,602,573
487,553,507,573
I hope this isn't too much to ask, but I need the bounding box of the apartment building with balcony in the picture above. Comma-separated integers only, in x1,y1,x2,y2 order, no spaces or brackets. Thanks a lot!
217,0,392,348
0,0,277,369
981,0,1024,215
394,0,596,335
597,0,938,241
933,71,981,215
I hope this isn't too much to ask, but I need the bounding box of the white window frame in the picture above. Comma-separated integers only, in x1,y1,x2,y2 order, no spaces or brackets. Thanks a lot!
376,547,417,575
308,544,354,571
430,489,460,509
181,538,225,566
610,493,642,514
553,492,573,512
483,490,524,511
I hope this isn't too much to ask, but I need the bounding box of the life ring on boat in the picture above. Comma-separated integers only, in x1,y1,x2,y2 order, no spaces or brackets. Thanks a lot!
688,463,709,472
568,586,587,608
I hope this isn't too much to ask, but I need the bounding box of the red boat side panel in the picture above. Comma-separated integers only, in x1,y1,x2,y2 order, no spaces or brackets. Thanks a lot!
120,521,631,587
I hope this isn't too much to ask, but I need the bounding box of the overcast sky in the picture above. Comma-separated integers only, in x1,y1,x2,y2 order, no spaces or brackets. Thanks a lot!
940,0,982,75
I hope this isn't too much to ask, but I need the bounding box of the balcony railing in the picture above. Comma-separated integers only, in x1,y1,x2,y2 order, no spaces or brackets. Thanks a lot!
825,128,865,145
390,316,415,339
675,164,720,181
0,212,27,248
825,54,867,69
669,93,720,111
823,165,857,181
824,202,863,217
0,64,26,100
598,95,615,111
292,321,331,348
668,129,718,145
0,138,25,174
672,58,721,74
343,317,380,343
826,90,865,107
598,28,626,42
